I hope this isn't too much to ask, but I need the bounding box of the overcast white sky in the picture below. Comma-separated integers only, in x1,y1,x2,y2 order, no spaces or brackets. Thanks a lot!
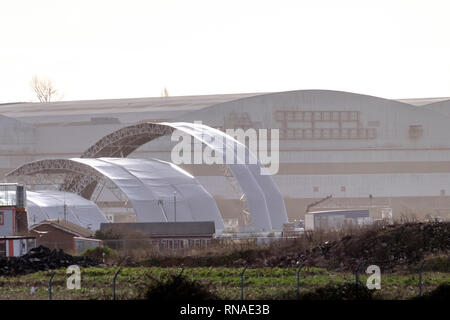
1,0,450,103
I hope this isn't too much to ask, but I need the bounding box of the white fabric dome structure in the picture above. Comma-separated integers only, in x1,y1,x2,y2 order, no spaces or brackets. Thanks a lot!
11,157,225,234
71,157,225,233
26,190,108,231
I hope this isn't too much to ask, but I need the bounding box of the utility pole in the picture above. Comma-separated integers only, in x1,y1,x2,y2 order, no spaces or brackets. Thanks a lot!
63,191,67,221
173,191,177,222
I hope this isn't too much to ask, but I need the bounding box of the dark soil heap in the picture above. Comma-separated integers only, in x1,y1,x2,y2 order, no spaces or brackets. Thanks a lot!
256,222,450,271
0,246,99,276
143,222,450,272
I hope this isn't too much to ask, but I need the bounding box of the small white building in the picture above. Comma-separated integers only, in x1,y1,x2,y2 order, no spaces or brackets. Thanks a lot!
305,209,371,231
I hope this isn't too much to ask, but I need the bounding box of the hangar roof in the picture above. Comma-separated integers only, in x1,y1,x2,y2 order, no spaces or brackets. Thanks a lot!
0,93,266,124
30,219,95,238
100,221,215,237
395,97,450,106
1,91,450,127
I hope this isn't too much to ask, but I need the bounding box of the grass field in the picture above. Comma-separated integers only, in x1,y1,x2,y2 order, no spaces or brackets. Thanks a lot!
0,267,448,300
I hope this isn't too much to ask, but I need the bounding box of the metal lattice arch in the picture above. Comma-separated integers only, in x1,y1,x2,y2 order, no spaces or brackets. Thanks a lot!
7,157,225,233
79,122,288,231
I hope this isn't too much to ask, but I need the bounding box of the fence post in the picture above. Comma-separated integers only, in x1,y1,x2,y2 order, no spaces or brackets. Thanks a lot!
113,268,122,300
48,271,56,300
296,263,305,299
355,259,364,285
418,260,426,297
240,266,248,300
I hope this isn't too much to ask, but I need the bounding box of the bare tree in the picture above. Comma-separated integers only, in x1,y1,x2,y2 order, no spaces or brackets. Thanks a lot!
30,76,58,103
160,86,169,97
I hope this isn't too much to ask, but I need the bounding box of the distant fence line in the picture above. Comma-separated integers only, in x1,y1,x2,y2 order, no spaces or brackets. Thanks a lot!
6,256,447,300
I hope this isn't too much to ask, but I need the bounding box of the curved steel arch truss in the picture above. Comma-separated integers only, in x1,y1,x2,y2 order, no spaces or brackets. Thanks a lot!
81,122,174,158
6,159,114,198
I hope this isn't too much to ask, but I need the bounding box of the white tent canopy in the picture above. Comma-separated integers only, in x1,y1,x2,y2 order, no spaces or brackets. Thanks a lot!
26,190,108,231
71,157,225,234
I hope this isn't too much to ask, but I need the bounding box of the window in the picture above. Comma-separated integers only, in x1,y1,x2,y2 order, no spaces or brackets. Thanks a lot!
409,125,423,139
304,129,313,139
275,111,284,121
313,129,321,138
286,129,295,139
0,212,3,225
314,112,321,121
331,128,340,138
286,111,295,120
332,112,339,120
304,112,312,121
357,128,364,138
367,128,376,139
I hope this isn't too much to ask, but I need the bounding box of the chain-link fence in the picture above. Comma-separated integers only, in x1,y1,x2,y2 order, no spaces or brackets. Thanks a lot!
0,258,448,300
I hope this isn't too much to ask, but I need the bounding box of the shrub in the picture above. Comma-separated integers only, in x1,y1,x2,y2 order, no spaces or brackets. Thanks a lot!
411,283,450,300
94,229,122,240
81,246,118,262
144,274,218,301
300,282,374,300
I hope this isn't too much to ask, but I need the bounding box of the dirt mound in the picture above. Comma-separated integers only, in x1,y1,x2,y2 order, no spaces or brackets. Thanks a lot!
0,245,100,276
264,222,450,271
142,222,449,272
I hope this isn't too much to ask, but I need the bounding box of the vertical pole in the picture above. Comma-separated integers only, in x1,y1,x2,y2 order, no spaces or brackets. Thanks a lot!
240,266,248,300
113,268,121,300
355,259,363,285
297,263,305,299
49,271,56,300
418,260,425,297
173,191,177,222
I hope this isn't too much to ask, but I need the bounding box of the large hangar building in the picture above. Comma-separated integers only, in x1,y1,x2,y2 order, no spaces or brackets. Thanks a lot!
1,90,450,225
